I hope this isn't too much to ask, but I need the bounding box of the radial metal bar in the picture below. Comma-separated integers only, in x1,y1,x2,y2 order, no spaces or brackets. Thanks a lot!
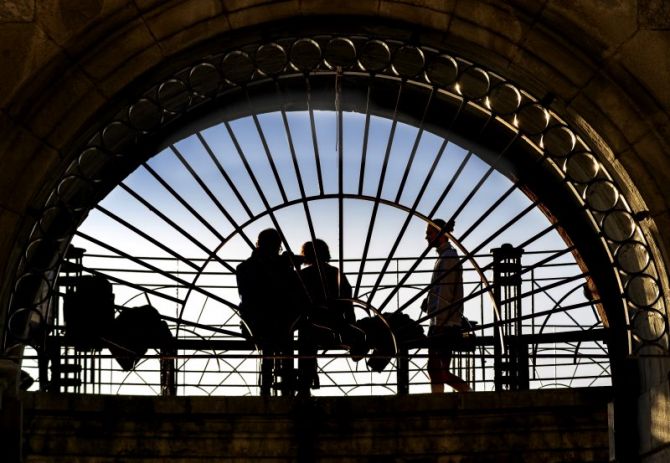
76,231,240,311
357,83,373,196
337,68,345,282
170,144,255,249
244,88,289,203
117,182,236,274
414,248,585,330
95,205,201,272
69,263,184,305
363,86,439,303
221,119,312,296
277,77,328,300
196,132,254,218
306,76,325,195
142,163,229,245
394,87,435,204
353,82,404,299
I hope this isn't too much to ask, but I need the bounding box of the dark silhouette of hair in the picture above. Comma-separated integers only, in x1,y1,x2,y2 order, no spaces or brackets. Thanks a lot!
430,218,455,234
301,239,331,264
256,228,281,253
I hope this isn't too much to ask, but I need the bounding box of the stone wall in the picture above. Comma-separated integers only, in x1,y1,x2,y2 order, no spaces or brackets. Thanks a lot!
22,388,611,463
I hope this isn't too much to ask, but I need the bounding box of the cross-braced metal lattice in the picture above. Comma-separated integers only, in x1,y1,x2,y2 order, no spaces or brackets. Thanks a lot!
5,34,667,397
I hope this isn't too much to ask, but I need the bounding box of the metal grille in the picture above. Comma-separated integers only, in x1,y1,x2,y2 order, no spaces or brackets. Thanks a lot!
5,34,668,398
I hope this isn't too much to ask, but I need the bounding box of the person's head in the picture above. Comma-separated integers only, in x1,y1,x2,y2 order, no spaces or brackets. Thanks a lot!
256,228,282,255
301,239,331,264
425,219,454,248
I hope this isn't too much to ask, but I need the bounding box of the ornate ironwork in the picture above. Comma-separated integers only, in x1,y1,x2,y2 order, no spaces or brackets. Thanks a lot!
4,33,668,397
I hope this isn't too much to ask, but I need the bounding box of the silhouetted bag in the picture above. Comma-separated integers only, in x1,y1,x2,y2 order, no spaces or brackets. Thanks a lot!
63,275,115,350
356,316,396,372
106,305,173,371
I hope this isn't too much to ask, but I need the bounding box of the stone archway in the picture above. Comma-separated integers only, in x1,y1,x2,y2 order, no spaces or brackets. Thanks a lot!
1,3,669,462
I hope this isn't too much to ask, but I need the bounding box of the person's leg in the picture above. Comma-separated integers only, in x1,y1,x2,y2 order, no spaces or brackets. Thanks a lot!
428,332,471,393
427,347,446,393
441,339,470,392
260,346,273,396
297,326,318,395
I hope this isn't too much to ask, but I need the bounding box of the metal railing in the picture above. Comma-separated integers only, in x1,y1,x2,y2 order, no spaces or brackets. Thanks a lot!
17,250,611,396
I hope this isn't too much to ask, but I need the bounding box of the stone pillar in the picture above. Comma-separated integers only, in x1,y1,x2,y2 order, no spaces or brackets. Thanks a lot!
0,359,22,463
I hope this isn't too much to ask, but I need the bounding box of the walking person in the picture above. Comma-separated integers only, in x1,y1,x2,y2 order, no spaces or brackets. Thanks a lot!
422,219,471,393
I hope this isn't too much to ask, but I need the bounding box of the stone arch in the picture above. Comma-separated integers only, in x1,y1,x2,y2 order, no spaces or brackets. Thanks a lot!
1,3,669,461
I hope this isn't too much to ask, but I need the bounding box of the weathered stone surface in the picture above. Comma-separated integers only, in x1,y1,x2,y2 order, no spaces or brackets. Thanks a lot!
380,0,453,31
22,388,611,462
0,113,60,212
540,0,637,60
226,0,300,30
638,0,670,30
143,0,224,41
448,0,530,66
78,18,158,84
34,0,132,47
0,3,668,462
0,23,61,108
616,30,670,113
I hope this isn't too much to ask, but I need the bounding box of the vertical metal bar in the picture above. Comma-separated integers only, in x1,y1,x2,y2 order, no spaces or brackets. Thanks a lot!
195,132,254,219
394,87,435,203
306,76,325,196
277,76,327,300
358,84,372,196
381,199,541,314
116,182,237,273
142,163,229,245
353,82,404,299
364,87,442,304
335,68,346,286
170,144,255,249
75,231,239,310
243,88,289,204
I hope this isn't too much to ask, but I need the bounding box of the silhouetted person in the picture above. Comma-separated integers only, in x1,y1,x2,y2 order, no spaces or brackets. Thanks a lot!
297,239,361,394
236,228,305,395
422,219,471,393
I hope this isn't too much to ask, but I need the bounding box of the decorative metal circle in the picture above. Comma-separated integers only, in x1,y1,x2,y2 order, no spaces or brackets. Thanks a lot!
616,241,651,274
358,40,391,73
8,33,668,396
425,54,459,87
630,307,667,342
25,238,59,272
7,307,44,342
290,38,322,72
565,151,599,183
392,45,425,78
38,206,76,241
626,274,661,307
188,63,221,97
13,273,52,305
584,180,619,212
255,43,287,76
489,82,521,115
516,103,549,135
542,126,576,158
221,51,255,84
157,79,190,113
602,210,637,242
128,98,163,132
102,121,134,152
458,66,490,100
56,175,98,212
324,37,357,68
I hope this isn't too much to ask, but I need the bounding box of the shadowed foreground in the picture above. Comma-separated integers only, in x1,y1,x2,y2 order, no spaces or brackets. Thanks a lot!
22,387,610,462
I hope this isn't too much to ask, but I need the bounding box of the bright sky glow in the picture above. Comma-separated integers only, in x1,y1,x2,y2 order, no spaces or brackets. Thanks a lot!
27,109,610,396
